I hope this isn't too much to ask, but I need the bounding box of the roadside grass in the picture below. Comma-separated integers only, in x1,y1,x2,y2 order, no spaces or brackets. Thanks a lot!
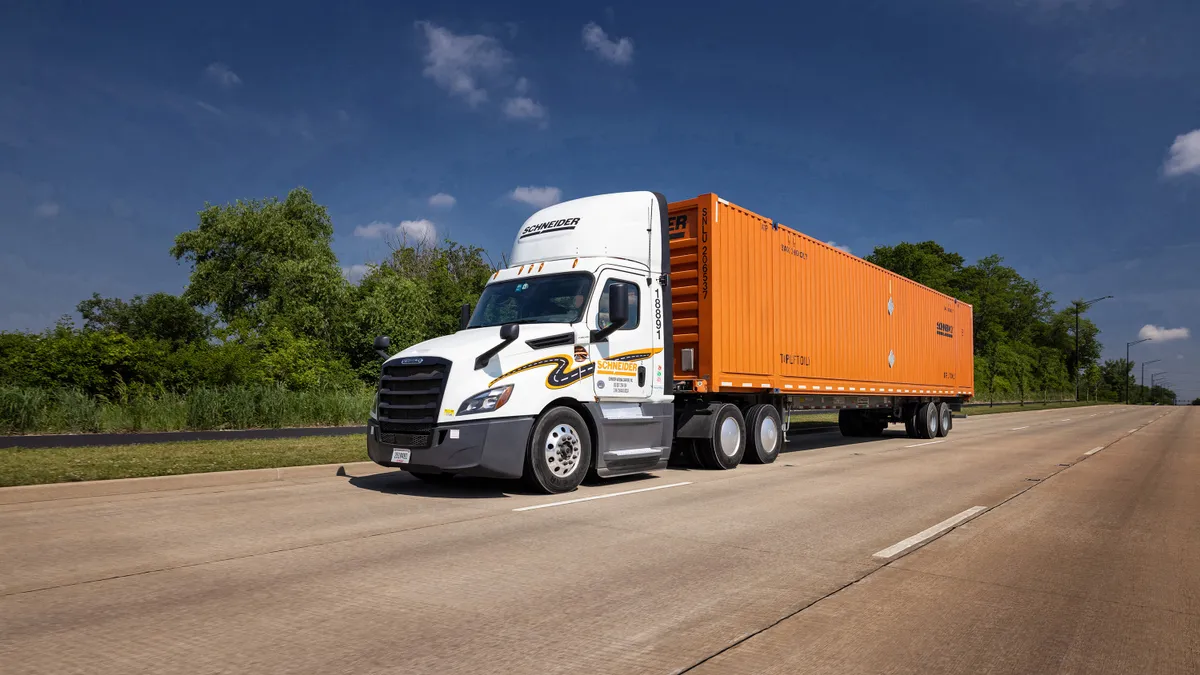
0,403,1119,488
0,435,368,487
963,401,1112,416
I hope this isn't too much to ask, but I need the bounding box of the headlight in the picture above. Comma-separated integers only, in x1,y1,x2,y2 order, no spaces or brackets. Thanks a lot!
370,391,379,419
457,385,514,415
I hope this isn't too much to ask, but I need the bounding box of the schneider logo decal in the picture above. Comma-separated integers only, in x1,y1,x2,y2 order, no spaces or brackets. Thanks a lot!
489,348,663,389
936,321,954,338
519,218,580,239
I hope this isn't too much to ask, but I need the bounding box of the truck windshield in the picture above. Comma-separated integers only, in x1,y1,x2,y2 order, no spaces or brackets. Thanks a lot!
468,272,593,328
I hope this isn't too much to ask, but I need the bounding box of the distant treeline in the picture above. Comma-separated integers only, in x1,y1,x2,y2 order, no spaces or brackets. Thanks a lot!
0,188,1174,416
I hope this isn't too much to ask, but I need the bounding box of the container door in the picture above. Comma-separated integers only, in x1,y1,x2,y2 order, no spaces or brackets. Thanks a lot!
590,272,653,400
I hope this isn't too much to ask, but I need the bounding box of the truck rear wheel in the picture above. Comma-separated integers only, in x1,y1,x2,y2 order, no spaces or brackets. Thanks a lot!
916,402,940,439
744,404,781,464
838,410,861,437
523,407,592,494
937,402,952,437
696,403,745,470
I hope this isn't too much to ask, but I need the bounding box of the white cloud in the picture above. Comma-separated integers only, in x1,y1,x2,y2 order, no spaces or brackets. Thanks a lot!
1138,324,1191,342
34,201,59,218
1163,129,1200,177
337,109,350,123
204,62,242,88
353,219,437,243
826,240,852,254
503,96,546,121
582,23,634,65
416,22,510,107
1178,354,1185,360
514,77,530,94
342,264,371,283
195,100,225,116
428,193,456,208
510,186,562,209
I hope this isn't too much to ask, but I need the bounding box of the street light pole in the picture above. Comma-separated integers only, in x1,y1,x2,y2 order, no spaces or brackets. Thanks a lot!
1151,372,1168,405
1126,338,1150,404
1073,296,1112,402
1141,359,1161,404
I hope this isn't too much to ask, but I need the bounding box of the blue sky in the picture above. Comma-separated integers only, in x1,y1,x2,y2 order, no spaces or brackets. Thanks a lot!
2,0,1198,399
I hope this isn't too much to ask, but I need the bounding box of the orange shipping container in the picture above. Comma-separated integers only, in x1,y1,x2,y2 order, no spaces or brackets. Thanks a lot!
668,194,974,399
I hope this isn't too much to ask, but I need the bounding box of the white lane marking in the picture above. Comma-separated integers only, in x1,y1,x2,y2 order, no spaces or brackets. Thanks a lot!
1128,429,1138,433
1011,426,1029,430
1088,414,1096,418
1060,418,1072,422
873,506,989,559
1085,447,1103,456
513,482,693,512
905,440,945,448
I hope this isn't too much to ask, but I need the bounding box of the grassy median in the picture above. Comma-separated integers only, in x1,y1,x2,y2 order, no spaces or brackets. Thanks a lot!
0,435,369,487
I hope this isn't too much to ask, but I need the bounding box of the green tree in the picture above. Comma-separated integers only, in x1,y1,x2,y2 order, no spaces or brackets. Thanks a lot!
78,292,212,345
864,241,964,296
170,187,351,349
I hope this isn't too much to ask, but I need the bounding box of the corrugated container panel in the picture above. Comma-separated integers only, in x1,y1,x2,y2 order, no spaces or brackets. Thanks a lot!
667,193,974,399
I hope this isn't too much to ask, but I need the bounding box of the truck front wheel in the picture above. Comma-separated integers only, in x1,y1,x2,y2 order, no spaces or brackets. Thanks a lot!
696,403,746,470
523,407,592,494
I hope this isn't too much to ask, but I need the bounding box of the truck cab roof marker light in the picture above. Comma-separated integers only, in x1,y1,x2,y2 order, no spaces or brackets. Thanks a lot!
572,258,579,268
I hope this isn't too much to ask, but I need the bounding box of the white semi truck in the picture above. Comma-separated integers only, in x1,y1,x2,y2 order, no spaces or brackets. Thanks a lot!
367,191,975,493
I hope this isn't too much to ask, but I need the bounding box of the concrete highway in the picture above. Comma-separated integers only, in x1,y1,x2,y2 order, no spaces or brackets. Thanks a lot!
1,405,1195,674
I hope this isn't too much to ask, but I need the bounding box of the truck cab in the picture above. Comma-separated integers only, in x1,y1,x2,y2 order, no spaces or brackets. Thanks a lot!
367,192,675,493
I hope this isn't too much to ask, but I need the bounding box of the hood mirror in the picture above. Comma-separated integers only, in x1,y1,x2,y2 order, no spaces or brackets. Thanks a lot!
374,335,391,359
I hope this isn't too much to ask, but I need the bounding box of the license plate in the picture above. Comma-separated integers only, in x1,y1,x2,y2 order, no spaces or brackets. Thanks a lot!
391,449,411,463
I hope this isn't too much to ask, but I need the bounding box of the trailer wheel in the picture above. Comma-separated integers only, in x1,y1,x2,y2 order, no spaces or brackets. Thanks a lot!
838,410,861,437
903,404,920,438
696,403,746,470
937,402,952,437
744,404,781,464
916,402,940,439
523,406,592,494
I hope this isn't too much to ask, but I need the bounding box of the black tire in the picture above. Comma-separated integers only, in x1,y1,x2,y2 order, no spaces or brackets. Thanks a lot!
864,416,886,437
916,402,939,439
838,409,862,437
409,471,454,484
523,407,592,494
937,402,952,437
744,404,782,464
904,404,920,438
695,403,746,470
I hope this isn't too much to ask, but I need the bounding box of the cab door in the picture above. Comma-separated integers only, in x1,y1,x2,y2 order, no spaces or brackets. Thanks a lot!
590,271,653,400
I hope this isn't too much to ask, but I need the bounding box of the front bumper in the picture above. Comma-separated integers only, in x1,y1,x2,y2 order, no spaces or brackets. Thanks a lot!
367,416,535,479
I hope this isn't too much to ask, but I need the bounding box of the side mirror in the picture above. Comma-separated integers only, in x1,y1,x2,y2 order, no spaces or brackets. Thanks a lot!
608,284,630,328
475,323,520,370
590,283,630,343
459,303,472,331
374,335,391,359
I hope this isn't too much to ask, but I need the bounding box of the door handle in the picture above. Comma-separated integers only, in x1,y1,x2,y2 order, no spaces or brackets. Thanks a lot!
638,366,646,387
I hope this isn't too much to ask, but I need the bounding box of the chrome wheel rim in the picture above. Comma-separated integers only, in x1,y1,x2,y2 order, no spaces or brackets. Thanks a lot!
544,423,582,477
759,415,779,453
719,417,742,457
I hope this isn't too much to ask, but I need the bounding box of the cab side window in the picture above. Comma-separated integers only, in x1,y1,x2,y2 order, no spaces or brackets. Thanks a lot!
596,279,640,331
